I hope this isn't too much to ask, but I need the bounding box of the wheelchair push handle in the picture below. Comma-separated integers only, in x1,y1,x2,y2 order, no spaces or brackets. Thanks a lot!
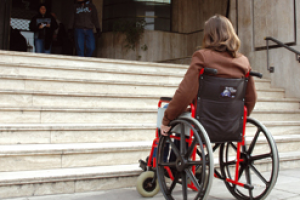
160,97,172,102
203,68,218,75
249,71,263,79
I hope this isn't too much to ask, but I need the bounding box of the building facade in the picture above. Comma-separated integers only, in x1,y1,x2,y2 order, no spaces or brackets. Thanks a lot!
1,0,300,98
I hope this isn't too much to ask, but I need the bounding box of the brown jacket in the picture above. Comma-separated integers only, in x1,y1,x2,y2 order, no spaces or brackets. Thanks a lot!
162,49,257,126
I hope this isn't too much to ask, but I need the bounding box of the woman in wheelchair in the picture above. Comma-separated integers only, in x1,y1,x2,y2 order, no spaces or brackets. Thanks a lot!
161,15,257,136
137,15,279,200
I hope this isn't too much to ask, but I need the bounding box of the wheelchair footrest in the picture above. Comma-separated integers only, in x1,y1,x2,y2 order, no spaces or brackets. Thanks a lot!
139,159,147,171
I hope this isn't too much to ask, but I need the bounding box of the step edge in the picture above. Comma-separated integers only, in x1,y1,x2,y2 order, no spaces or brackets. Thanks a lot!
1,107,300,114
0,164,141,186
0,151,299,186
0,74,177,87
0,89,287,99
0,50,189,69
0,62,185,78
0,141,153,155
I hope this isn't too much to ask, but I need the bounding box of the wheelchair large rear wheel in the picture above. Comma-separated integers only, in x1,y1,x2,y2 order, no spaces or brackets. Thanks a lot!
219,117,279,200
156,117,214,200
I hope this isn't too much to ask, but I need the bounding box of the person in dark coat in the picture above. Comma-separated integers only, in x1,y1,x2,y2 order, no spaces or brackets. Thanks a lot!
68,0,101,57
29,4,58,54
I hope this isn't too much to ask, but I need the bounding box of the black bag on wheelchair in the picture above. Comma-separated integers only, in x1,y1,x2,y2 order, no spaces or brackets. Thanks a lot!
196,75,248,143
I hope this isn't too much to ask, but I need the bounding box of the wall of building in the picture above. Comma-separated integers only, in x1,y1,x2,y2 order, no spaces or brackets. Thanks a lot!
97,0,300,98
171,0,228,34
237,0,300,98
98,30,188,62
98,0,228,62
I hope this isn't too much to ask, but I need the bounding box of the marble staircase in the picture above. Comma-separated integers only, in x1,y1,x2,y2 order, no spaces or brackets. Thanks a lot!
0,51,299,199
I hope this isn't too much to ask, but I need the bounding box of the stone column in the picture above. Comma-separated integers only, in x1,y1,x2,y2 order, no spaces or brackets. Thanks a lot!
0,0,12,50
237,0,253,57
93,0,103,30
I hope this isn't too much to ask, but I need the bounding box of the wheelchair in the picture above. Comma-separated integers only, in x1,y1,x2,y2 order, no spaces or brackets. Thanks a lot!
136,68,279,200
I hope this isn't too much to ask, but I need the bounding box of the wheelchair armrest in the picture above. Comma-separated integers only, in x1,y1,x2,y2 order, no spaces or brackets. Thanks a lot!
160,97,172,102
249,71,263,79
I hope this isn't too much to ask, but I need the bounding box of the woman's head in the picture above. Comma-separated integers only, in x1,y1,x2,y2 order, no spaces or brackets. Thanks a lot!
202,15,240,58
38,4,47,15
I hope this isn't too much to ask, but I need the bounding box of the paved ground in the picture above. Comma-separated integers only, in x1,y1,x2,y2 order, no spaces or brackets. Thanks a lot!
6,168,300,200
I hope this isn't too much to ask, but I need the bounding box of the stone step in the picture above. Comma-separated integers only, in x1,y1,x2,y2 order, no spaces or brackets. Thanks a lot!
0,75,177,96
0,51,189,76
0,107,299,124
257,88,285,98
0,151,300,199
0,121,299,145
0,107,300,124
254,97,299,110
0,62,184,85
0,61,276,91
0,107,156,124
211,134,300,158
248,121,300,136
0,135,299,173
0,74,275,96
0,164,141,199
251,110,300,121
0,142,151,172
0,90,160,110
271,134,300,155
0,124,156,144
0,90,296,110
0,51,275,89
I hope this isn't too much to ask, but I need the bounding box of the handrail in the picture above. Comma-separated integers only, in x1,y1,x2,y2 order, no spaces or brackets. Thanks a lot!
264,37,300,73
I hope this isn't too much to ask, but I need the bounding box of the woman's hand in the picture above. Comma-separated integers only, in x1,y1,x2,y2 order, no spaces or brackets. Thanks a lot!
46,24,51,28
160,125,171,136
39,24,44,29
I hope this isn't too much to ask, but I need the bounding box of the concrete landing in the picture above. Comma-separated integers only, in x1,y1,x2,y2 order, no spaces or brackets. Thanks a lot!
5,168,300,200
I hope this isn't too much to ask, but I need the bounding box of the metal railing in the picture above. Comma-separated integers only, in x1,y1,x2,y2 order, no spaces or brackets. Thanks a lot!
265,37,300,73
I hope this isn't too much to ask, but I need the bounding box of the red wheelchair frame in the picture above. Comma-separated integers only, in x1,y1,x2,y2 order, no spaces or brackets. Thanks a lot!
137,69,279,200
145,102,248,190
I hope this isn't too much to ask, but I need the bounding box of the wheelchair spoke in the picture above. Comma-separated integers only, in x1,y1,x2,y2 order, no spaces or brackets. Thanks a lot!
158,162,176,167
186,139,197,158
224,160,237,166
185,169,201,191
181,172,188,200
180,123,187,155
238,165,245,180
245,167,254,200
250,153,272,161
197,149,205,161
247,128,261,155
166,172,179,195
167,137,181,159
187,160,203,166
230,142,238,152
250,164,268,185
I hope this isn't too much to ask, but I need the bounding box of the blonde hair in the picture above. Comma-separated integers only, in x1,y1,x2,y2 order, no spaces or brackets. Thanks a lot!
202,15,240,58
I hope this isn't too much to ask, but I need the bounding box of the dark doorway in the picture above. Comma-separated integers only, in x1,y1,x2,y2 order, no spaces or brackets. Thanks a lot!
1,0,74,53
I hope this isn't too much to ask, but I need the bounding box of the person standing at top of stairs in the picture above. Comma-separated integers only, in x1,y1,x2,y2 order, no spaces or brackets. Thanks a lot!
68,0,102,57
29,4,58,54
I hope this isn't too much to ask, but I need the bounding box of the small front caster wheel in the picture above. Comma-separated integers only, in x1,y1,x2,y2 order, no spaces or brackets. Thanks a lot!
136,171,160,197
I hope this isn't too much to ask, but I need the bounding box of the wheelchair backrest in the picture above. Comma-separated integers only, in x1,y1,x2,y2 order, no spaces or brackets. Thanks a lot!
196,74,248,143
